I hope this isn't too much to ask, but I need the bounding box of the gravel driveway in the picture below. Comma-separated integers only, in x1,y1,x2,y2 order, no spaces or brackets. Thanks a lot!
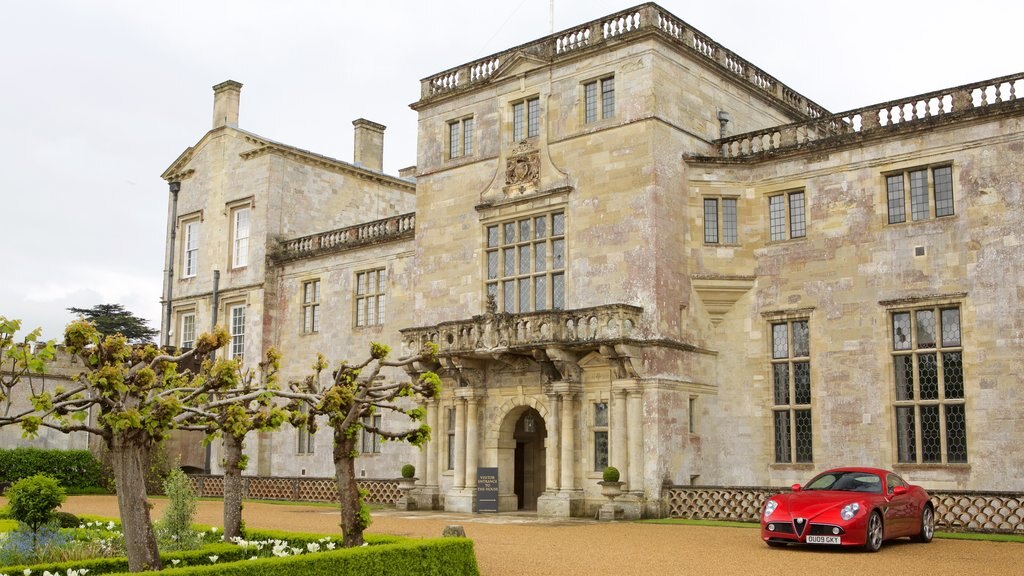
59,496,1019,576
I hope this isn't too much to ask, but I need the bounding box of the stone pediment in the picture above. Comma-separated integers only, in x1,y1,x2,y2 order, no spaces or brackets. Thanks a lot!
487,52,549,84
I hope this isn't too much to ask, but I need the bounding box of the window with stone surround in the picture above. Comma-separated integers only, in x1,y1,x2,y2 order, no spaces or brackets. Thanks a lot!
302,279,320,334
446,407,456,471
593,401,609,472
485,211,565,313
230,205,250,269
886,165,954,224
178,312,195,350
448,117,474,159
361,415,382,454
584,76,615,124
768,191,806,241
703,197,738,244
771,319,812,464
355,268,386,327
181,217,200,278
228,304,245,360
512,97,540,142
891,306,967,464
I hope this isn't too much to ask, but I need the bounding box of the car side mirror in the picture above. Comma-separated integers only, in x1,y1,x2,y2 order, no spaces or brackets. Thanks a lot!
892,485,908,496
791,483,802,492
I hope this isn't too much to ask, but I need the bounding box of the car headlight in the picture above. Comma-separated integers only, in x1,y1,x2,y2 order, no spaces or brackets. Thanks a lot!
763,500,778,518
840,503,861,521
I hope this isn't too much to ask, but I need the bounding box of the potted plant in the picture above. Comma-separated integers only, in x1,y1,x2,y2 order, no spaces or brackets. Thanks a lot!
598,466,624,500
397,463,417,489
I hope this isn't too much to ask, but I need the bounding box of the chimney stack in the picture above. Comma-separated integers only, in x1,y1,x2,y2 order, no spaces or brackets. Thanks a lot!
212,80,243,129
352,118,386,172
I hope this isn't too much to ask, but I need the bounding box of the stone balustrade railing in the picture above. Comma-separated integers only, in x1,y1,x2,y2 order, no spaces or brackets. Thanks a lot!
419,3,827,120
273,212,415,262
401,303,643,356
716,72,1024,159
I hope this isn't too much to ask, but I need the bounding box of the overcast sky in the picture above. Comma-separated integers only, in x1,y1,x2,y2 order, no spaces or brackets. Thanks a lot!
2,0,1021,340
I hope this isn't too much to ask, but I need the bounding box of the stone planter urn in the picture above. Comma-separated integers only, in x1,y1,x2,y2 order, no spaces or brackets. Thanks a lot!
396,464,418,510
599,480,625,501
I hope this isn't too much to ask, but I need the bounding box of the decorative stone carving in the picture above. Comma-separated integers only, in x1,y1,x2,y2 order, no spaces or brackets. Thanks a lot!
505,142,540,188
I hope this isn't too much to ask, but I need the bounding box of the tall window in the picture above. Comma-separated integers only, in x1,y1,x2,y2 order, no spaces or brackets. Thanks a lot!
892,306,967,463
179,312,195,350
449,117,474,159
355,268,386,327
512,97,540,141
593,402,609,472
361,415,381,454
769,191,806,241
485,211,565,313
302,280,320,334
886,166,954,224
771,319,812,463
446,408,456,471
297,403,314,454
183,221,199,278
229,304,245,360
703,197,738,244
231,206,250,268
584,76,615,123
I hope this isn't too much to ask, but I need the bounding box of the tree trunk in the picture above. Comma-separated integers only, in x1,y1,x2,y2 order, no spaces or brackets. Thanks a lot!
222,434,245,541
334,430,365,547
109,435,162,572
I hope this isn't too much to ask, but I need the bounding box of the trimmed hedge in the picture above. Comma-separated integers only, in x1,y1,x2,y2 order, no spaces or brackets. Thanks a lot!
0,543,242,575
0,448,104,491
103,538,480,576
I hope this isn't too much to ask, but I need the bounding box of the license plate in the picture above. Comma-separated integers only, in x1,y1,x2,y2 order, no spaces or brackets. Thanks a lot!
806,535,841,545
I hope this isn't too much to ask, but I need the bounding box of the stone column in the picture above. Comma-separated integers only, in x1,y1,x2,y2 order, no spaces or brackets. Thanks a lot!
611,388,628,475
545,393,561,491
426,399,439,487
453,397,466,490
559,391,575,491
465,397,480,490
626,389,643,492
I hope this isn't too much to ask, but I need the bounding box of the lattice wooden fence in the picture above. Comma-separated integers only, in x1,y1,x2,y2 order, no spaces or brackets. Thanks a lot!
188,475,401,505
664,486,1024,534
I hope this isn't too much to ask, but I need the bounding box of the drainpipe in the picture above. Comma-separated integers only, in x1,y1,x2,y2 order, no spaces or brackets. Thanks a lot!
162,182,181,348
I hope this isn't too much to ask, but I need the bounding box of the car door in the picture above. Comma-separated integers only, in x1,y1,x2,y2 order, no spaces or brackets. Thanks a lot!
885,473,915,536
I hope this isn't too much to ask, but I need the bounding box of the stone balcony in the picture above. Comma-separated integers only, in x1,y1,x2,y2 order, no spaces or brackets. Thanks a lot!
400,303,647,384
270,212,415,263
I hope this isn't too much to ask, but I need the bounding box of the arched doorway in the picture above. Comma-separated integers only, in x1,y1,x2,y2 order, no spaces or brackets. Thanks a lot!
511,408,547,510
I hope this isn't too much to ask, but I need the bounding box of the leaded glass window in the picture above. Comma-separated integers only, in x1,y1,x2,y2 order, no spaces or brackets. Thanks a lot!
771,319,812,463
485,211,565,313
892,306,967,464
886,165,955,224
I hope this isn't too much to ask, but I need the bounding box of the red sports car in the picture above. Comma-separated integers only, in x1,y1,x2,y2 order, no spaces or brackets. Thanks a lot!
760,467,934,551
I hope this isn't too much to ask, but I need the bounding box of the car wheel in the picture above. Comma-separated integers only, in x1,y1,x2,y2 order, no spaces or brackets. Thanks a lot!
915,505,935,543
864,511,883,552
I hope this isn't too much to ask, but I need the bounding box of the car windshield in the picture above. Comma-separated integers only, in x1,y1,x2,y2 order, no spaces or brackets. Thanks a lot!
804,471,882,493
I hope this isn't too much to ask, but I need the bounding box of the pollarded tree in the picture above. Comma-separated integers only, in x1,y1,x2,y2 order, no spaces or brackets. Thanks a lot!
0,317,57,415
280,342,440,547
177,348,290,541
0,319,233,572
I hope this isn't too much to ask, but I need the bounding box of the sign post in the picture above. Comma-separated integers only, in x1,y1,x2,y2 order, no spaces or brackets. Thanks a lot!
476,467,499,513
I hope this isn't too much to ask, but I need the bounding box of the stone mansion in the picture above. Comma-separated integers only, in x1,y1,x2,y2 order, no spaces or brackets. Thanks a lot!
158,3,1024,517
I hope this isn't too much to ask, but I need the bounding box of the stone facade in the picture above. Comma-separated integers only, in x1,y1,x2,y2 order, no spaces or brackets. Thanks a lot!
159,3,1023,518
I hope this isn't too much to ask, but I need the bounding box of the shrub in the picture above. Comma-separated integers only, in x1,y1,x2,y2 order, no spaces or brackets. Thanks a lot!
5,474,67,539
0,448,104,491
53,510,81,528
155,468,203,551
400,463,416,478
602,466,620,483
